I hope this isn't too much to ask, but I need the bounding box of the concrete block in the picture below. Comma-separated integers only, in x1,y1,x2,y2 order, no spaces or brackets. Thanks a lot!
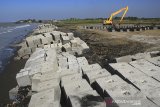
140,99,160,107
67,55,77,63
77,57,89,67
74,37,84,44
81,64,102,74
85,69,111,84
26,37,35,47
29,69,41,77
16,70,31,87
59,69,78,77
28,62,56,75
31,47,37,53
72,47,83,55
95,75,145,107
51,43,58,48
68,90,105,107
37,79,61,101
29,89,55,107
67,32,74,40
37,79,59,92
22,54,30,59
57,43,63,48
144,88,160,106
61,52,72,58
153,27,158,30
58,57,68,69
120,29,123,32
131,53,151,60
94,75,127,97
112,29,115,32
62,43,71,52
63,80,93,96
40,72,60,82
61,73,82,86
44,44,51,49
33,38,41,46
39,62,58,73
9,86,18,100
129,75,160,93
109,62,147,79
47,101,61,107
69,63,80,73
21,42,28,48
116,55,132,63
71,39,78,47
44,33,54,42
50,32,61,42
37,44,44,48
18,48,25,57
147,56,160,67
81,43,90,53
31,73,42,92
68,56,80,72
150,51,160,57
61,35,70,45
41,37,49,45
126,29,130,32
23,48,32,55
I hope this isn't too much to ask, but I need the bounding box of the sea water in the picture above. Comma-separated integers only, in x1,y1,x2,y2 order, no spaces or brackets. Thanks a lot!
0,23,38,73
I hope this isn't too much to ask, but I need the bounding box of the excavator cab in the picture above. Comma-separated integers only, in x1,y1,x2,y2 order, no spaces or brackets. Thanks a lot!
103,19,112,25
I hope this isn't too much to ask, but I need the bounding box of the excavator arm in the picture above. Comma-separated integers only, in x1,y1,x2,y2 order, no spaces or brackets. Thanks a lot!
103,6,129,25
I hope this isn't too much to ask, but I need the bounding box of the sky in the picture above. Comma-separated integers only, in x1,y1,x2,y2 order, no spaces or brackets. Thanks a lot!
0,0,160,22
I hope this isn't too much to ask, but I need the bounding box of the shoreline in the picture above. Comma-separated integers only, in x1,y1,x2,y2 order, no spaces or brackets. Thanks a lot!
0,54,28,104
0,24,37,105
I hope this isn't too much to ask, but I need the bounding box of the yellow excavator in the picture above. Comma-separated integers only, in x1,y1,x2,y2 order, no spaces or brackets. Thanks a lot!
103,6,129,25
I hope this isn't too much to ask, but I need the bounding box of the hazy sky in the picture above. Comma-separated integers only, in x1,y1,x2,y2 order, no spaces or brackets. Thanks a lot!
0,0,160,22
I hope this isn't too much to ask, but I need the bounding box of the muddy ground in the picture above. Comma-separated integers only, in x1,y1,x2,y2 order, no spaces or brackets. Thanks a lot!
59,26,160,67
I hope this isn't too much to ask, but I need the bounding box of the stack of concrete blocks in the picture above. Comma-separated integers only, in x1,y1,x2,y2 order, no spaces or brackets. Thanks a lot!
17,28,90,59
81,63,112,85
29,51,91,107
17,27,61,59
94,75,158,107
59,60,106,107
57,53,107,106
16,48,58,87
110,61,160,106
34,24,58,34
115,51,160,63
130,59,160,81
17,48,61,107
81,25,160,32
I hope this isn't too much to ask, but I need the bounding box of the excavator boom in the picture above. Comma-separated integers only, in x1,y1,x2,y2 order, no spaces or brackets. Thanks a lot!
103,6,128,25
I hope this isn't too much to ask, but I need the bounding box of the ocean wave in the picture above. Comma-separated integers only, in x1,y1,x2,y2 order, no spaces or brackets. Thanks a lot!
15,24,30,29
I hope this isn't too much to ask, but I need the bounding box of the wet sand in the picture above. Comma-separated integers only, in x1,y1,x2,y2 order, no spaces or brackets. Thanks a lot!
0,56,27,104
